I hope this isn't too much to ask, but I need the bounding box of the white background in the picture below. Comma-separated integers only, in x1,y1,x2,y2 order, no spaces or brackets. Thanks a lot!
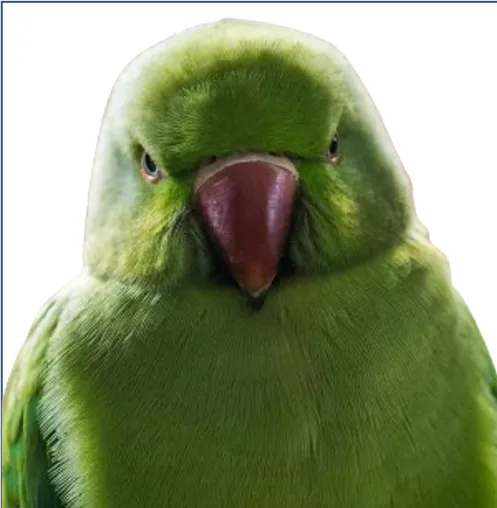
3,4,497,391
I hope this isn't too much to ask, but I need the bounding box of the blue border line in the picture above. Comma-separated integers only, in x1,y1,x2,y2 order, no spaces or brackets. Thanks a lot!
1,0,4,400
0,2,4,456
2,1,497,3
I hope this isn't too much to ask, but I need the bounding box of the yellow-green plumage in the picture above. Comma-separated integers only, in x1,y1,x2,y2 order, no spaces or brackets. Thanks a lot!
3,18,497,507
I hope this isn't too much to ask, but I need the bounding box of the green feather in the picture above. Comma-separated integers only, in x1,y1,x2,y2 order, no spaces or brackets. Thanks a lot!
4,18,497,507
2,299,65,507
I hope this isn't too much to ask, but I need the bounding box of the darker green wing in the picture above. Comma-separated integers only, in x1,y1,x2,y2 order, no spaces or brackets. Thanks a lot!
2,299,65,508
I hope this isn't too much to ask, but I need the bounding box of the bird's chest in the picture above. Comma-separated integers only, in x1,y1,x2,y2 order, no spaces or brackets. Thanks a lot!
48,287,490,508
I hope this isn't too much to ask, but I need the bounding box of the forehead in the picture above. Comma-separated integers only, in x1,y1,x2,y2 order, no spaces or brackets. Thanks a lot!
107,20,351,169
116,19,347,116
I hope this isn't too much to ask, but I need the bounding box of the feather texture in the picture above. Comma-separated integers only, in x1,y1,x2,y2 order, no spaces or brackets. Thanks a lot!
3,18,497,507
2,298,65,507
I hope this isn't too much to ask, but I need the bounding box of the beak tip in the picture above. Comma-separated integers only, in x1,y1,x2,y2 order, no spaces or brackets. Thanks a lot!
239,279,273,299
234,262,276,298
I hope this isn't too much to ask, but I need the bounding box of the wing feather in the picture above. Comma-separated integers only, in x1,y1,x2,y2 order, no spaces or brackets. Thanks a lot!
2,299,65,508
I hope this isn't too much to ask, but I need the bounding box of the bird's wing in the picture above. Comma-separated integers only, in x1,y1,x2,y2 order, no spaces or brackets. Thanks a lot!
464,303,497,409
2,298,65,508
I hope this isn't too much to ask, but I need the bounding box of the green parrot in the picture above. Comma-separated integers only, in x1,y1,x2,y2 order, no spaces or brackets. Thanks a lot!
3,18,497,508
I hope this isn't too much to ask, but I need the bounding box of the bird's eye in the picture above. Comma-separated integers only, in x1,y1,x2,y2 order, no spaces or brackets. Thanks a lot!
140,151,164,184
327,134,341,165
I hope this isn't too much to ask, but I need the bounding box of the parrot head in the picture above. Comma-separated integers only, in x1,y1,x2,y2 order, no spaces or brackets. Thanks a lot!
84,19,415,304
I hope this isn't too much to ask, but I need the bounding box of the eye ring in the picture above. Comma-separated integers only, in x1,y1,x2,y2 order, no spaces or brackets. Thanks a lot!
326,134,341,165
140,151,164,184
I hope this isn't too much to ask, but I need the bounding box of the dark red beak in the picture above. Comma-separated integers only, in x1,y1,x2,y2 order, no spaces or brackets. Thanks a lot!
194,154,298,297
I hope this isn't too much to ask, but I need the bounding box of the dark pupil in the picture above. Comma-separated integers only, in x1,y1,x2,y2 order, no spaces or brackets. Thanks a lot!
330,135,339,155
144,153,157,174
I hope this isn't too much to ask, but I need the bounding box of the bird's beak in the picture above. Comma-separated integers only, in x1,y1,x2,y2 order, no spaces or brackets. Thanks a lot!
193,153,298,298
